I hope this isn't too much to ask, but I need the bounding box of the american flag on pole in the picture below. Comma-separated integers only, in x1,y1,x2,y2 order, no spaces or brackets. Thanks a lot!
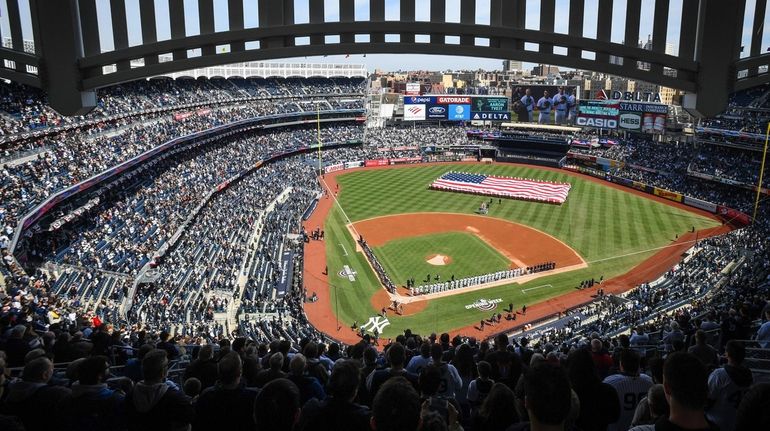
431,172,572,204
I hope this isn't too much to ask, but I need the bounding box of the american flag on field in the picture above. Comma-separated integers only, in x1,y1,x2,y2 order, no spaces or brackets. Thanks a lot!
431,172,572,204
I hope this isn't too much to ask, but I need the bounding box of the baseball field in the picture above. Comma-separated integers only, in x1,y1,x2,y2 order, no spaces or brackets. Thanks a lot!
303,162,726,342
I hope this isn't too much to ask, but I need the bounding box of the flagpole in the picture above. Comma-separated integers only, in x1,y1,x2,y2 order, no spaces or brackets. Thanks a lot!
753,122,770,223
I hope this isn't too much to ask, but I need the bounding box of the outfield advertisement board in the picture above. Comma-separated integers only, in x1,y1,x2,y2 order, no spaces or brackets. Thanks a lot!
653,187,684,203
403,95,509,122
365,159,389,167
577,100,667,133
684,196,718,213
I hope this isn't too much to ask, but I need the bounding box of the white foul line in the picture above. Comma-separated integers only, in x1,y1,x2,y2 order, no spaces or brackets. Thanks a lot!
522,284,553,293
339,243,349,256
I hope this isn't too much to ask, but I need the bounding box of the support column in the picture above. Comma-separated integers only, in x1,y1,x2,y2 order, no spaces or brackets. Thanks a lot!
31,0,96,116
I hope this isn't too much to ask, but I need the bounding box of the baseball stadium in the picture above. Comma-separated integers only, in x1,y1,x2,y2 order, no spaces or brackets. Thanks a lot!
1,1,770,431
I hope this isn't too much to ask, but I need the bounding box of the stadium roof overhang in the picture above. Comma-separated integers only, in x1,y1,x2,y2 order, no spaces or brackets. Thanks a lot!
0,0,763,118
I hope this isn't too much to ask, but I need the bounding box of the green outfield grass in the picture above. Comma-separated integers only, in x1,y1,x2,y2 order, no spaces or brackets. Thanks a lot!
322,163,721,337
372,232,512,285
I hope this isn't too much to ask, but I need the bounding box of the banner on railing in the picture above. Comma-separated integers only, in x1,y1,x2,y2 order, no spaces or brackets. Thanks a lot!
276,251,294,298
324,163,345,173
345,161,364,169
390,157,422,165
653,187,683,203
684,196,718,213
717,206,752,225
365,159,389,167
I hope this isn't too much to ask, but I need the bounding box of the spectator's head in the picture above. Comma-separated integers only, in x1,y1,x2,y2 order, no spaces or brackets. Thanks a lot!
183,377,201,398
371,377,421,431
289,353,306,376
479,383,519,427
269,352,284,371
477,361,491,379
494,334,508,351
328,360,359,401
387,342,406,368
663,352,708,413
198,344,214,361
419,364,442,397
647,384,669,419
22,357,53,383
77,356,111,385
254,379,301,431
619,348,641,375
566,348,599,389
303,342,318,359
218,351,242,386
694,330,707,345
735,383,770,431
648,356,664,384
419,342,430,358
142,349,169,384
725,340,746,365
429,343,443,363
590,339,602,353
524,363,572,428
363,346,378,366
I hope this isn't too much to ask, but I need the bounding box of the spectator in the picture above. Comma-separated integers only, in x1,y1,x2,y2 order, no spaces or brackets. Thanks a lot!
0,357,71,429
57,355,125,430
688,331,719,369
125,349,194,430
430,343,463,400
472,382,518,431
485,333,522,390
371,377,421,431
567,348,620,431
287,353,325,404
254,378,301,431
629,385,669,430
706,340,753,431
757,309,770,348
512,363,572,431
255,351,287,388
467,360,494,414
366,342,418,398
734,383,770,431
184,344,218,390
193,351,259,430
297,359,370,431
407,342,432,375
659,352,715,431
603,349,653,431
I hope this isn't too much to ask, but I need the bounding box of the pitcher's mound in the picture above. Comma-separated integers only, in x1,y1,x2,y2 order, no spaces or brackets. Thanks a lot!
426,254,452,265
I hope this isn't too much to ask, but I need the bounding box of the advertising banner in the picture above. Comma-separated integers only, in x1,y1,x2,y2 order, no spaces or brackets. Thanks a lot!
437,96,472,104
472,97,509,112
631,181,652,193
403,104,426,121
717,206,752,225
576,100,620,129
653,187,684,203
324,163,345,173
471,112,511,121
390,157,422,164
344,161,363,169
276,251,294,298
406,82,421,96
448,104,471,120
684,196,718,213
426,105,448,119
617,102,668,133
365,159,389,167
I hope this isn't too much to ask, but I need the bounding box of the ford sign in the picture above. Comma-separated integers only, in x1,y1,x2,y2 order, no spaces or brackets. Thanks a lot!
429,106,446,114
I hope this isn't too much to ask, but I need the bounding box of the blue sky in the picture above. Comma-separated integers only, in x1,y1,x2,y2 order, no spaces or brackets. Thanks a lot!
1,0,767,72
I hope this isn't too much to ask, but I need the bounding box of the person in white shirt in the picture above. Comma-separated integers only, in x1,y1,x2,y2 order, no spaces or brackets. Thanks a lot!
537,91,553,124
603,349,654,431
554,88,569,124
566,89,577,123
520,88,535,122
756,308,770,348
707,340,753,431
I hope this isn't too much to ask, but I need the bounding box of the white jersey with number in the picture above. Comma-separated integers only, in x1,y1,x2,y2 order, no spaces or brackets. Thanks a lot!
707,366,753,431
603,373,654,431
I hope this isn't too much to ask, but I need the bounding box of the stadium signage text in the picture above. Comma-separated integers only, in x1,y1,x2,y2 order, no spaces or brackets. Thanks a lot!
577,117,618,128
465,298,503,311
596,89,662,103
619,113,642,129
428,106,446,114
472,112,511,121
438,96,472,104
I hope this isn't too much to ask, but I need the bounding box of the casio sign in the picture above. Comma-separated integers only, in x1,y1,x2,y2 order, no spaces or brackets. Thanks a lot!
619,114,641,129
429,106,446,114
577,117,618,128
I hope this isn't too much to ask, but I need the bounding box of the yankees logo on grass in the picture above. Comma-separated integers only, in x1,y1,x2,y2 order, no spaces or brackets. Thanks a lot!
360,316,390,333
465,298,503,311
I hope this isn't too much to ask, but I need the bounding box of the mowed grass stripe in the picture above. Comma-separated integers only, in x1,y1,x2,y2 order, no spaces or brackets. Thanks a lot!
326,164,721,336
